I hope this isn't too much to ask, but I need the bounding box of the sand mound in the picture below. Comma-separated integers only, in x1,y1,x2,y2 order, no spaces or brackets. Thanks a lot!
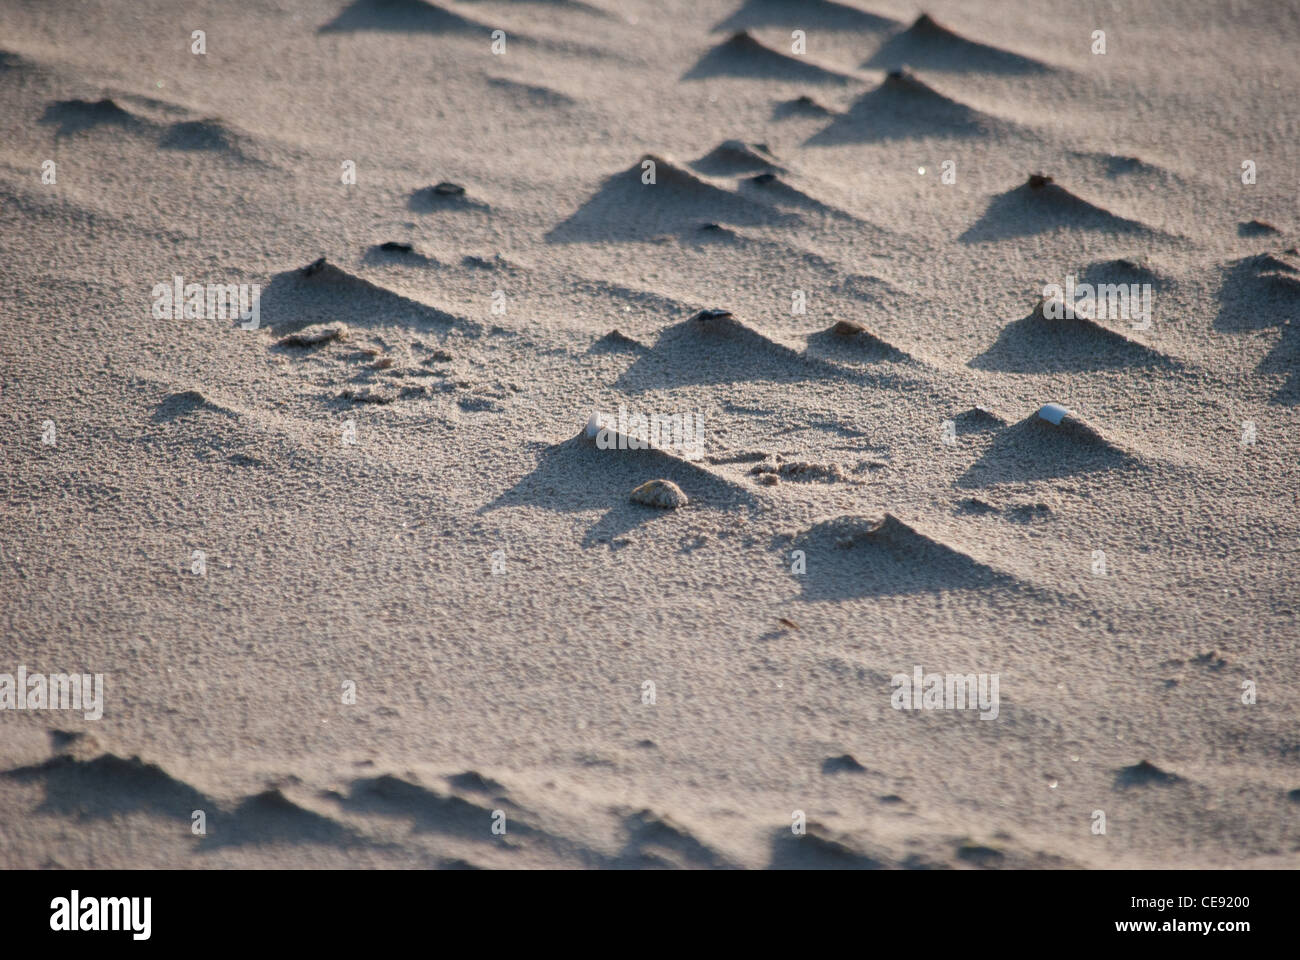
1239,219,1281,237
1214,250,1300,399
444,770,505,794
1242,251,1300,303
150,388,239,422
953,406,1008,432
714,0,898,33
805,319,911,363
822,753,869,774
2,738,380,853
1063,151,1184,188
320,0,487,33
339,774,519,838
619,808,734,868
409,181,487,211
486,76,576,108
257,257,467,334
738,171,857,219
694,221,739,240
809,67,1011,144
686,306,779,339
691,139,784,176
958,408,1139,487
773,94,834,119
199,788,373,850
767,822,887,868
129,378,282,467
40,98,264,162
1103,153,1161,175
158,118,253,159
970,296,1176,372
39,94,268,164
960,174,1159,242
1248,251,1299,277
0,48,35,73
864,13,1051,74
485,433,753,546
614,308,846,390
333,771,627,864
1080,256,1172,291
684,31,856,84
589,329,647,353
791,512,1016,597
547,155,801,242
4,749,212,820
40,97,142,136
1114,760,1185,789
1107,152,1159,174
364,241,437,265
1216,250,1300,331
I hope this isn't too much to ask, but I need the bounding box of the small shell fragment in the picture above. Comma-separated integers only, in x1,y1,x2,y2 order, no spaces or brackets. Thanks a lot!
631,479,688,509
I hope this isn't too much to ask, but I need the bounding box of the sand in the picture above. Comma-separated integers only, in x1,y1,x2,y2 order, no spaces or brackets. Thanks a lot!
1,0,1297,869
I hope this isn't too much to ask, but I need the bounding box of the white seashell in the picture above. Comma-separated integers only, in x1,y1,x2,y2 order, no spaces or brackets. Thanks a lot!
1037,403,1069,425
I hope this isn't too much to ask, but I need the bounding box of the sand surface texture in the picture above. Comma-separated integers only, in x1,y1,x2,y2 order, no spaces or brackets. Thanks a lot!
1,0,1297,869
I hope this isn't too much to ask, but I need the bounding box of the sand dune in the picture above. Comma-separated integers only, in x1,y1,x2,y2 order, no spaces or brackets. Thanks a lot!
1080,256,1172,291
548,154,804,241
714,0,898,34
259,258,468,334
39,95,265,164
158,118,257,160
772,94,834,120
969,297,1178,372
1215,249,1300,400
364,240,439,265
320,0,490,34
957,408,1141,488
808,68,1018,144
804,319,914,364
615,308,846,390
484,430,757,546
863,13,1052,74
41,97,142,136
960,174,1161,242
685,31,857,84
691,139,785,176
737,170,864,221
790,512,1020,599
